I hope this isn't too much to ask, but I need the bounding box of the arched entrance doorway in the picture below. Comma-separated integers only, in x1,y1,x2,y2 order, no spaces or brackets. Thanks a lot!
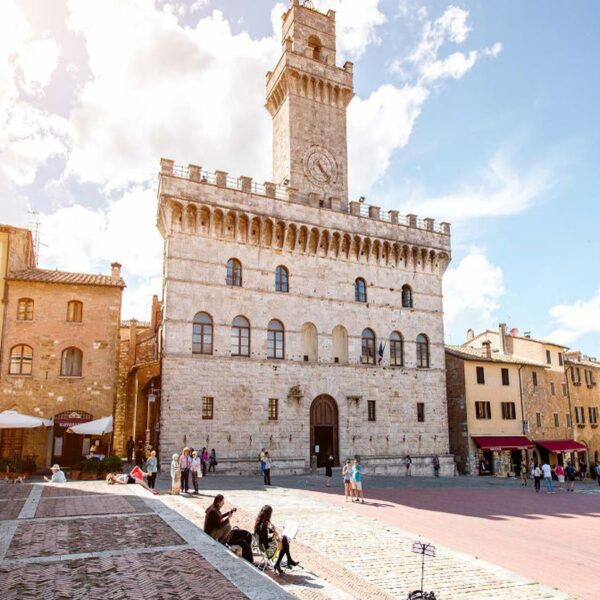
52,410,93,467
310,395,339,467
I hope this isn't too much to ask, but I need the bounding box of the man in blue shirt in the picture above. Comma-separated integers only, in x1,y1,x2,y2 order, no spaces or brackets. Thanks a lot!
352,456,365,504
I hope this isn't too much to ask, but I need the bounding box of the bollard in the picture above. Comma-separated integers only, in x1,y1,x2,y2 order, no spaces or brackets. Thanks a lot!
310,454,318,475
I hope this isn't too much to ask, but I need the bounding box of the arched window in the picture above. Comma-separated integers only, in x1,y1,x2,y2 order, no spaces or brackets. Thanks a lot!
390,331,404,366
354,278,367,303
67,300,83,322
401,285,413,308
332,325,348,364
17,298,34,321
267,319,285,359
9,344,33,375
226,258,242,286
275,265,289,292
301,322,318,362
192,312,213,355
361,328,376,365
308,35,321,61
231,315,250,356
416,334,430,368
61,347,82,376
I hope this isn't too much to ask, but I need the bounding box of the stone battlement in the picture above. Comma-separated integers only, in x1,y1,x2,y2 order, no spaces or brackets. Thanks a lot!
159,158,450,237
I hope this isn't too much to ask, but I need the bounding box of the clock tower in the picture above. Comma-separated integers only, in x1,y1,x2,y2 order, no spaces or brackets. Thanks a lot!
266,0,354,202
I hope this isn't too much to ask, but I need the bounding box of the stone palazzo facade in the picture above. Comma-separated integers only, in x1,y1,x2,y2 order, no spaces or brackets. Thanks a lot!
156,1,453,475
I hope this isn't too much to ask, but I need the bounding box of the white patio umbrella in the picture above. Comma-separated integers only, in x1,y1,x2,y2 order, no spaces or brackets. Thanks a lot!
67,415,113,435
68,416,114,456
0,409,52,429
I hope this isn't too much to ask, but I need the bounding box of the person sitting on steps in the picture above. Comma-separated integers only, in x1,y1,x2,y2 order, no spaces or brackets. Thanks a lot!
254,504,298,575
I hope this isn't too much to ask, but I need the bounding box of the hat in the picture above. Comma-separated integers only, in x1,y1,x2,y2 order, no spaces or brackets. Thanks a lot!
51,464,60,470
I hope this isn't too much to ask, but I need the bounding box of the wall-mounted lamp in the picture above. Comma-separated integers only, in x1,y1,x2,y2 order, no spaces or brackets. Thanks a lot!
227,434,231,443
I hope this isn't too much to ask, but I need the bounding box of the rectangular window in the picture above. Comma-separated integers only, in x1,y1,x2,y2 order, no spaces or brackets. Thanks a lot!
572,367,581,384
475,401,491,420
501,402,516,420
562,383,567,397
501,368,510,386
476,366,485,384
589,407,598,425
532,372,538,387
546,350,551,364
566,413,572,428
558,352,563,366
584,370,590,386
536,412,542,427
553,413,559,427
368,400,376,422
575,406,585,425
550,382,555,396
417,402,425,422
201,396,214,420
268,398,278,421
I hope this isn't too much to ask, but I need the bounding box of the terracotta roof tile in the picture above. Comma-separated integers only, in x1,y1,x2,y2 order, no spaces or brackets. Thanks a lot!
445,345,547,367
7,268,125,288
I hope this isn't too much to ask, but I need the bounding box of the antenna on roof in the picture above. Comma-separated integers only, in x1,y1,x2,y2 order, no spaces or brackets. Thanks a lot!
28,210,41,266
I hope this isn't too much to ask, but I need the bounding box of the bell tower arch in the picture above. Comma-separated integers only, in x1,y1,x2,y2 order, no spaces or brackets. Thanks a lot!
266,0,354,201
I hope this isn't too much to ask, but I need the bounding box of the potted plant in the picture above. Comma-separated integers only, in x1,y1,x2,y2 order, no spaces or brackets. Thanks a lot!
101,455,123,476
80,458,99,480
70,466,81,480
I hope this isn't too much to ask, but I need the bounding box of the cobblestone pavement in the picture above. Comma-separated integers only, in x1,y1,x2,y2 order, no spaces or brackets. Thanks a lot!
0,481,292,600
170,480,569,600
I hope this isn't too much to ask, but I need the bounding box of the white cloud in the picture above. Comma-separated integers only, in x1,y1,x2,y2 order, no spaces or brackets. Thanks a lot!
121,275,163,321
349,5,501,194
399,149,552,222
548,289,600,346
443,252,505,343
314,0,386,61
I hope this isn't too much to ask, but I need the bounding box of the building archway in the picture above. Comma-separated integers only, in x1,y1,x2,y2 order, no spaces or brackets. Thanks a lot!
310,395,339,467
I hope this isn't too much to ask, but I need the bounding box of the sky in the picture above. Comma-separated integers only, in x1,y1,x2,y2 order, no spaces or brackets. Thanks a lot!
1,0,599,356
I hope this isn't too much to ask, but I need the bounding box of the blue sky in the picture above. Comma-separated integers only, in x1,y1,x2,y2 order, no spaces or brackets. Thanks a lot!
1,0,599,355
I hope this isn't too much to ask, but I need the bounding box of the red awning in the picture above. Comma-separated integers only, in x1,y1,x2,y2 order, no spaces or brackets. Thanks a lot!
472,436,534,450
534,439,587,453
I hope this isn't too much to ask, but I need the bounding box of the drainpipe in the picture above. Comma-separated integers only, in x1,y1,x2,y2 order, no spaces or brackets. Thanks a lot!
518,364,528,462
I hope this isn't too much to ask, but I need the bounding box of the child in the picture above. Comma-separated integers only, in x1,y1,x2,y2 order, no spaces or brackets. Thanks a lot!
342,459,353,501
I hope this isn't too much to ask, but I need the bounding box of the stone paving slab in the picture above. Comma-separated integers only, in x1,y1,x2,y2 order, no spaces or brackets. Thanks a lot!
34,494,142,518
5,514,186,559
0,499,25,520
0,484,32,499
0,548,249,600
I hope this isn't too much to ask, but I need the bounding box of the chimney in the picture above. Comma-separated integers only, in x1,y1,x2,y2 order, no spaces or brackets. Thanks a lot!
466,328,475,341
111,262,122,282
498,323,507,354
482,341,492,359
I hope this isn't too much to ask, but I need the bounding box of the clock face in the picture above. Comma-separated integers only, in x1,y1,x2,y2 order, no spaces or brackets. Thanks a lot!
304,146,338,188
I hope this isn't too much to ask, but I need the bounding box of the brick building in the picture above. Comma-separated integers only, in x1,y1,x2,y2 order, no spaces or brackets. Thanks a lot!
113,297,162,458
565,352,600,473
459,325,585,470
0,224,124,469
156,1,453,475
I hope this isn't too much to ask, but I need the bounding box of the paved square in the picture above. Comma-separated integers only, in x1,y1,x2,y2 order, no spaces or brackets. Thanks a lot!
35,495,138,518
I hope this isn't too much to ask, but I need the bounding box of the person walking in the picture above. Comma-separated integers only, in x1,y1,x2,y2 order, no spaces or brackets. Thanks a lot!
565,461,576,492
179,447,192,494
190,450,202,494
520,461,528,486
542,461,554,494
263,451,272,486
342,459,353,501
126,436,135,463
146,450,158,489
209,448,217,473
404,455,412,477
170,453,180,495
433,455,440,477
555,463,565,491
352,456,365,503
533,463,542,492
595,462,600,487
201,447,208,477
325,455,334,487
